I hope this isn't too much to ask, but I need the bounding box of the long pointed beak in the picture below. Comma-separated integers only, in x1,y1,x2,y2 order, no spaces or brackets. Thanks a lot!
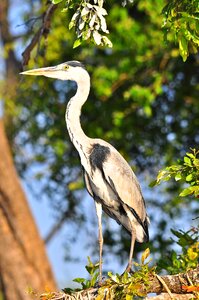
20,66,57,76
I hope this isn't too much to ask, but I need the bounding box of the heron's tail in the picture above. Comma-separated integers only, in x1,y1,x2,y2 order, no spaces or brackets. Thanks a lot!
127,205,149,243
142,216,150,242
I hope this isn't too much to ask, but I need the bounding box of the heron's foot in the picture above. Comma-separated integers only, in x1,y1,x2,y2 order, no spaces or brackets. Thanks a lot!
123,263,134,275
94,276,105,287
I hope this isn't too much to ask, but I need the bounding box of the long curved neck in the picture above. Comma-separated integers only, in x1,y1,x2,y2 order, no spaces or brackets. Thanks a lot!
65,73,91,158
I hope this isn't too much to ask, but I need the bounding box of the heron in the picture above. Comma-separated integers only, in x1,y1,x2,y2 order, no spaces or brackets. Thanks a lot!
21,61,149,281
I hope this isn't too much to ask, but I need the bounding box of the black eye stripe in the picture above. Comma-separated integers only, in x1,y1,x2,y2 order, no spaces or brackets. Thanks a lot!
66,61,85,69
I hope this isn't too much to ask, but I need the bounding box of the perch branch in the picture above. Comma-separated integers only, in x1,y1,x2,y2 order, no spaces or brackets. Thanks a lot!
40,266,199,300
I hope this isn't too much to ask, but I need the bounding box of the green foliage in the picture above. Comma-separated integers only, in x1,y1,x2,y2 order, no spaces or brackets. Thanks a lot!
73,257,100,289
63,249,156,299
50,0,199,59
158,227,199,274
51,0,112,48
39,230,198,298
162,0,199,61
62,257,99,294
97,249,154,300
61,231,198,298
151,149,199,198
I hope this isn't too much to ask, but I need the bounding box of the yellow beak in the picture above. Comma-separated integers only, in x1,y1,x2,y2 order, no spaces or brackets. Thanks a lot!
20,66,57,76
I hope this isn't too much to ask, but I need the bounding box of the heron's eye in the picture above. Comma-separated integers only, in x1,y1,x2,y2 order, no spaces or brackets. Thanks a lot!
63,65,69,71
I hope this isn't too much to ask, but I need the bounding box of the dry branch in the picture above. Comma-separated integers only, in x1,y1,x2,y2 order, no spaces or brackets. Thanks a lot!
145,294,194,300
40,266,199,300
22,3,57,65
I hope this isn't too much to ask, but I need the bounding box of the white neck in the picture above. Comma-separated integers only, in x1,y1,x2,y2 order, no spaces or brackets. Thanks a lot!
65,72,91,164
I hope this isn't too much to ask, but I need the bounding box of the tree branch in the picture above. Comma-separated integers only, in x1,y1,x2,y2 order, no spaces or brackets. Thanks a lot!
22,3,58,66
44,210,75,244
145,294,194,300
40,266,199,299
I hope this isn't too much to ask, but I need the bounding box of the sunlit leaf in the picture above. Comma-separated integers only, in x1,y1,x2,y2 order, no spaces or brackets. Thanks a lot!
73,278,85,283
73,39,82,48
175,173,182,181
184,156,192,166
179,187,193,197
93,31,102,45
141,248,150,264
186,174,193,182
51,0,63,4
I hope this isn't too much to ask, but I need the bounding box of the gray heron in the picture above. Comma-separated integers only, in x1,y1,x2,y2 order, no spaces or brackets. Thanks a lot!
21,61,150,281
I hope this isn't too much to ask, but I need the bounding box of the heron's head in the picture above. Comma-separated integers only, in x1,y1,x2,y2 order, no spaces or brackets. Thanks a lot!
20,61,88,82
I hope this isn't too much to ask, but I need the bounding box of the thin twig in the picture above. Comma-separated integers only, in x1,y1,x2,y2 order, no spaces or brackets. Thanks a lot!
22,3,57,65
155,274,175,300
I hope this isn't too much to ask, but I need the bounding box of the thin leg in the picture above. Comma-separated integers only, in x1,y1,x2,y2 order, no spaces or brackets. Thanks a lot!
123,204,136,273
125,231,136,273
95,201,103,282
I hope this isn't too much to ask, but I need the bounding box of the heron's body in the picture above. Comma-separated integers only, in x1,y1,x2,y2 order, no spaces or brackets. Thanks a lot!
84,139,148,241
21,61,149,279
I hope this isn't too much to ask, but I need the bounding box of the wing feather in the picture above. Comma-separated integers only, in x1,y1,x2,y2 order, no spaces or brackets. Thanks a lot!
101,148,149,241
82,168,94,197
85,141,149,242
102,149,146,220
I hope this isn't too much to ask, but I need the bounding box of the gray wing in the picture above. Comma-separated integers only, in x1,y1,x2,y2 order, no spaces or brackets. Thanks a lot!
89,142,147,219
102,149,149,240
86,143,149,241
82,167,134,235
103,150,146,218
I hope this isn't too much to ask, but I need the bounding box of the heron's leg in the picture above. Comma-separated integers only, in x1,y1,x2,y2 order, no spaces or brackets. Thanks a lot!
125,230,136,273
95,201,103,282
123,204,136,273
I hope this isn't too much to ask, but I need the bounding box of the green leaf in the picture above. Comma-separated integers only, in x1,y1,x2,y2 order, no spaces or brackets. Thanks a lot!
68,180,83,191
51,0,63,4
101,35,113,47
121,271,129,284
179,187,193,197
62,287,73,294
149,180,158,187
186,174,193,182
184,156,192,166
108,272,120,283
144,105,152,117
179,35,188,62
193,158,199,167
73,39,82,48
162,175,171,181
73,277,86,283
156,170,167,182
175,173,182,181
186,152,195,159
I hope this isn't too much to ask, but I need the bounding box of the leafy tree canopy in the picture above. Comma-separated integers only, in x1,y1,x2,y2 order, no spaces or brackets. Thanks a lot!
50,0,199,61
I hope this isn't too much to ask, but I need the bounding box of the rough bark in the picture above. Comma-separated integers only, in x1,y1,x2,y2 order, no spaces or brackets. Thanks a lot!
0,119,57,299
0,0,57,298
42,266,199,300
145,294,194,300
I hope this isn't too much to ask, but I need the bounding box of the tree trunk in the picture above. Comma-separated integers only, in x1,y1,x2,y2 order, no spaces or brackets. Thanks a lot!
0,118,56,300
